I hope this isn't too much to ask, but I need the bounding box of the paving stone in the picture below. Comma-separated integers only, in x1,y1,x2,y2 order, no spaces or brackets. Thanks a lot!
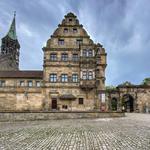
0,113,150,150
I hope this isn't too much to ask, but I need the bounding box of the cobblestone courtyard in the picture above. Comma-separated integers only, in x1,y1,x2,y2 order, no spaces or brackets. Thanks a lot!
0,113,150,150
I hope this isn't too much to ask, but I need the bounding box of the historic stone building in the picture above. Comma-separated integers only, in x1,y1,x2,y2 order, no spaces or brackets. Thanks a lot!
106,81,150,113
0,12,107,112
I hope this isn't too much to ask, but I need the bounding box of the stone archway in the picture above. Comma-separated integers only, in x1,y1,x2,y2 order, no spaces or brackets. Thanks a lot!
111,98,118,111
122,94,134,112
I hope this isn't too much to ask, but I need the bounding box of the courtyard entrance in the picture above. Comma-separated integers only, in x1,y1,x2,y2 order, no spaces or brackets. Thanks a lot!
51,98,57,109
122,94,134,112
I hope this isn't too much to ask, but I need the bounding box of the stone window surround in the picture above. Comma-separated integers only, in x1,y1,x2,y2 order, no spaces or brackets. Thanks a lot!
72,74,78,82
18,80,41,87
81,70,95,80
79,98,84,105
61,74,68,82
63,28,78,33
58,39,64,45
82,49,94,57
50,53,57,61
50,74,57,83
49,73,79,83
61,53,68,61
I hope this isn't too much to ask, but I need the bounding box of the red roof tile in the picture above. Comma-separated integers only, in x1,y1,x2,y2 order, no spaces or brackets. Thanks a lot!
0,70,43,79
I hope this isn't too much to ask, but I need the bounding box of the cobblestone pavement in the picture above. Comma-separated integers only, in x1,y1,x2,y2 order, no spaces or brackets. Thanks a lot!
0,113,150,150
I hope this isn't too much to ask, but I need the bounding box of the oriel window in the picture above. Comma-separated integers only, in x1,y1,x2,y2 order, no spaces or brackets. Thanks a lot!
88,49,93,57
88,71,93,80
82,71,87,80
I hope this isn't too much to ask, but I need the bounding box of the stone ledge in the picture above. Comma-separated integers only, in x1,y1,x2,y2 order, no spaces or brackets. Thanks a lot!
0,111,125,122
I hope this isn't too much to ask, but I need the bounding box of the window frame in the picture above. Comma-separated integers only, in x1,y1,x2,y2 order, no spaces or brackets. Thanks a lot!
61,74,68,82
61,53,68,61
72,74,78,83
28,81,33,87
36,81,41,87
19,81,25,87
79,98,84,105
76,39,83,45
0,80,5,87
88,71,93,80
72,54,78,61
50,74,57,83
73,28,77,33
50,53,57,61
58,39,64,45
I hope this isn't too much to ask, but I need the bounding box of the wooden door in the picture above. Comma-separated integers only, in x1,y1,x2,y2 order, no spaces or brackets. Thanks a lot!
52,99,57,109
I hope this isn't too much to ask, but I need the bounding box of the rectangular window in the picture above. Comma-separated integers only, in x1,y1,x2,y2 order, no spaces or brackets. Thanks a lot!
61,74,68,82
76,39,83,45
61,53,68,61
88,49,93,57
88,71,93,80
73,28,77,33
50,74,57,82
79,98,84,104
58,39,64,45
83,49,87,57
28,81,33,87
0,80,5,87
20,81,24,87
72,74,78,82
50,53,57,61
72,54,78,61
36,81,41,87
64,28,68,33
82,71,87,80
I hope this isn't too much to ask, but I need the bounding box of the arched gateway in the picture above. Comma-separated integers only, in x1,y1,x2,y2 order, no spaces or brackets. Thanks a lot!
122,94,134,112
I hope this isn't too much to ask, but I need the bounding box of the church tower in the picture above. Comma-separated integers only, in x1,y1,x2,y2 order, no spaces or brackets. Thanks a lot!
0,12,20,71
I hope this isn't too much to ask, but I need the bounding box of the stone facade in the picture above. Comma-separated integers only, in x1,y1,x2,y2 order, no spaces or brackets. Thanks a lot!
0,12,107,112
106,82,150,113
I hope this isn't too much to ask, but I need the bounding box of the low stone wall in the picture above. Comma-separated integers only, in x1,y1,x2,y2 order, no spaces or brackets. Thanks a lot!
0,111,125,121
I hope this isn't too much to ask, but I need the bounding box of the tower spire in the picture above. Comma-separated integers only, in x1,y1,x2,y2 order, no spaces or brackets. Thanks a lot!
7,11,17,40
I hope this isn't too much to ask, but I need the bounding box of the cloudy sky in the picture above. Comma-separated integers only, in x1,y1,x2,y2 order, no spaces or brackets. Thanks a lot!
0,0,150,86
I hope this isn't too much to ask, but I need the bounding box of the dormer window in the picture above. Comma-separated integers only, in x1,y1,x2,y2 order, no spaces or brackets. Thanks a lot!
58,39,64,45
64,28,68,33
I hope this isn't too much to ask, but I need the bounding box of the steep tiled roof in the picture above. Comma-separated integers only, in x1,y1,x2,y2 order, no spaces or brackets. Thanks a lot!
0,71,43,79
